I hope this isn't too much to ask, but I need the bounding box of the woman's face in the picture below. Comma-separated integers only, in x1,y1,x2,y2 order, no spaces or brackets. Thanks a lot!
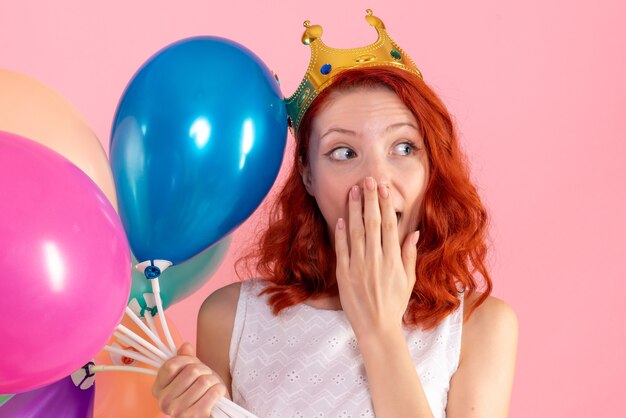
301,86,430,247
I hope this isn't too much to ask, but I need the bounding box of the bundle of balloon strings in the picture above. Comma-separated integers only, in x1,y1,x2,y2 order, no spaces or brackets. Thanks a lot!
90,269,258,418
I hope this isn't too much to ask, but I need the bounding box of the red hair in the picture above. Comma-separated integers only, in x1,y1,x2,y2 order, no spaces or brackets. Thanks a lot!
237,67,492,329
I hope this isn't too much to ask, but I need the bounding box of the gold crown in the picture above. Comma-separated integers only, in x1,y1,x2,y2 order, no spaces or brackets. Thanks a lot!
285,9,423,135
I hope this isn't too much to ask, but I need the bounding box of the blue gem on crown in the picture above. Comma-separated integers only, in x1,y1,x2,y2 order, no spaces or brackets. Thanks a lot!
320,64,332,75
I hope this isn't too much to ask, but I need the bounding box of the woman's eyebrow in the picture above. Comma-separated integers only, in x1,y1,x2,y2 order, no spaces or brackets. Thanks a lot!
319,128,357,141
319,123,417,141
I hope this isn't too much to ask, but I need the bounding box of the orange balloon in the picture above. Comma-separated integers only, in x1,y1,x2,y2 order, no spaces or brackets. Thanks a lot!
93,313,182,418
0,69,117,209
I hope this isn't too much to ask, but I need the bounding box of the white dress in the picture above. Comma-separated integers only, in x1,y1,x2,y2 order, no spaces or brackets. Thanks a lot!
229,279,464,418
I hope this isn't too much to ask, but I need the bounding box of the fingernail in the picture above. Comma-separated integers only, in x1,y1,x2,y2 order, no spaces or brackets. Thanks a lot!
378,183,389,199
365,176,376,191
337,218,345,230
351,185,360,200
411,230,420,245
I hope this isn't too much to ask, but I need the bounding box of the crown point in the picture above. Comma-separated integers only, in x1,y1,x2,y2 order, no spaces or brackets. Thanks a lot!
302,23,323,45
303,20,310,28
365,9,385,29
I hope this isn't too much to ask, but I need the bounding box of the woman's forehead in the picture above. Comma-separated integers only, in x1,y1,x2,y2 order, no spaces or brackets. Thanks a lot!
311,88,417,134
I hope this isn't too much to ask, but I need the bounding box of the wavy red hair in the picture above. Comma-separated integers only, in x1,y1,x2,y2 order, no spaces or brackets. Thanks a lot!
237,67,492,329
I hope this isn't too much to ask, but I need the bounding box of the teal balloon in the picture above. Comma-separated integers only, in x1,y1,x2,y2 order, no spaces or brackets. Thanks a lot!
0,394,13,407
128,237,231,316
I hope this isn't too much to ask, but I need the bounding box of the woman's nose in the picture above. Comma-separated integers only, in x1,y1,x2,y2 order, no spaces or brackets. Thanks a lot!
361,154,391,185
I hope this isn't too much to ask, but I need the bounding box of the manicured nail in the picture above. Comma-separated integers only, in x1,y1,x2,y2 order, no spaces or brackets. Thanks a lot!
337,218,345,230
365,176,376,192
378,183,389,199
351,185,360,200
411,230,420,245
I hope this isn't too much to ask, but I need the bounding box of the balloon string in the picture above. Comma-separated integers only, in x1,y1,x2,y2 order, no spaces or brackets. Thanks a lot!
91,364,157,376
216,398,260,418
211,406,232,418
116,323,169,361
104,345,162,368
151,278,177,353
143,312,160,342
125,306,173,356
113,331,163,364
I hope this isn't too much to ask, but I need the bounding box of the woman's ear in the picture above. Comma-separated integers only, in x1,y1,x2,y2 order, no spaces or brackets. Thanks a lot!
298,157,315,196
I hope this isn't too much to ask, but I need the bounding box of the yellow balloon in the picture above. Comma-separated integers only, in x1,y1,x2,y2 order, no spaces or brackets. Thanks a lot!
0,69,117,209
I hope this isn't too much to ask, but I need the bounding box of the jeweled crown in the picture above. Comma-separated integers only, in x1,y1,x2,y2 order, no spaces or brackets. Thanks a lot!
285,9,423,136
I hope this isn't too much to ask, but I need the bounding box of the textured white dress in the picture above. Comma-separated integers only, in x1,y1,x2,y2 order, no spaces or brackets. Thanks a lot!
229,279,464,418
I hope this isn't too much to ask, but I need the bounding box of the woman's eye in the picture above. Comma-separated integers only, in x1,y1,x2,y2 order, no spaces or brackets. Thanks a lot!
328,147,356,161
393,142,416,156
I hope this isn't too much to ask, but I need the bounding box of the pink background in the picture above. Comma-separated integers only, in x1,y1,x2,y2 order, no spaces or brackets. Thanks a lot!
2,0,624,416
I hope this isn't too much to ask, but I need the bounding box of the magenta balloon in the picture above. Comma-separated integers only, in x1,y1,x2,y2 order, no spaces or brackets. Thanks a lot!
0,131,131,394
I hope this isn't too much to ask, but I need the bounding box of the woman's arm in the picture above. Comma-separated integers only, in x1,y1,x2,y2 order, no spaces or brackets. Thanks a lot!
357,325,437,418
196,282,241,398
333,178,435,417
446,294,518,418
333,178,517,417
358,294,517,418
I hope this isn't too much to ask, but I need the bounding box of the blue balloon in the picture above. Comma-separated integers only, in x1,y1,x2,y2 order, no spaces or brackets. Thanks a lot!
110,37,287,264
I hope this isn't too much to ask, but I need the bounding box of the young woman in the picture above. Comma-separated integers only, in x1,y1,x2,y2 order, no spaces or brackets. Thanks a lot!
152,12,518,418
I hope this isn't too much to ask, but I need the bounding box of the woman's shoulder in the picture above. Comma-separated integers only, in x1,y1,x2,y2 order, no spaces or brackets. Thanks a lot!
198,278,271,325
459,291,518,366
463,292,518,336
199,281,243,320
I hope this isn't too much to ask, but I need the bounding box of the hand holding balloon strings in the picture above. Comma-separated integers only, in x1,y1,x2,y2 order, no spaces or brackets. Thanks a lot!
90,266,259,418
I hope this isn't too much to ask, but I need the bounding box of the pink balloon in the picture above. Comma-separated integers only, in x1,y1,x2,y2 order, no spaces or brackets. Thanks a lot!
0,131,131,394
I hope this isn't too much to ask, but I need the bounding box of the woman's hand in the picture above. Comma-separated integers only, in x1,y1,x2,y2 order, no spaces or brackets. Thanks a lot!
334,176,420,340
152,342,227,418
